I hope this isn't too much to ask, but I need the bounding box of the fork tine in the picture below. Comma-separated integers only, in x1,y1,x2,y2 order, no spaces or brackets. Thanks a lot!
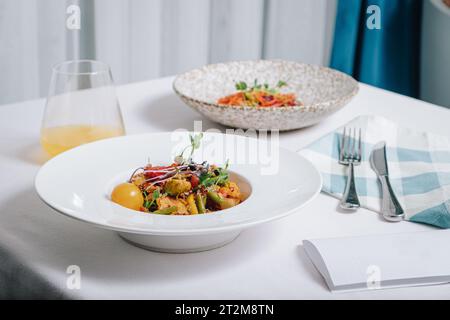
340,127,347,161
351,128,356,159
358,128,362,161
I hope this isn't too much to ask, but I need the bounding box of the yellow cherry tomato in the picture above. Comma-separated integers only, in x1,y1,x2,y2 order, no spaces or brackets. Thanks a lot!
111,182,144,211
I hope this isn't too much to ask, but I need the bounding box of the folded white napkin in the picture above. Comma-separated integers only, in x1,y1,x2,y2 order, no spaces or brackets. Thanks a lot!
303,230,450,292
299,115,450,228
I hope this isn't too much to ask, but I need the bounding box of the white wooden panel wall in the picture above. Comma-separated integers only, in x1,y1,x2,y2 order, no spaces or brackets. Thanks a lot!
160,0,211,76
36,1,68,96
0,0,66,104
129,0,162,82
93,0,132,84
264,0,337,65
0,0,337,104
209,0,265,63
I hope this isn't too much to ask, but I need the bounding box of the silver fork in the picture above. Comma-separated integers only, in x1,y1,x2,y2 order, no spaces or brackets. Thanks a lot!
339,127,362,210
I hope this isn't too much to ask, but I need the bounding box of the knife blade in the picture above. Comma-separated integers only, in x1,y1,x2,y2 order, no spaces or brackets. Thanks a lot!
370,142,389,176
370,141,405,222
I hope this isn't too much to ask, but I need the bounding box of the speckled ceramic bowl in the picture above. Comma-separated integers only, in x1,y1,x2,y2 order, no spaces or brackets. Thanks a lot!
173,60,359,131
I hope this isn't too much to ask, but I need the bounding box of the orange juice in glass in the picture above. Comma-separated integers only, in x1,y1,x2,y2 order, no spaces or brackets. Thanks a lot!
41,60,125,157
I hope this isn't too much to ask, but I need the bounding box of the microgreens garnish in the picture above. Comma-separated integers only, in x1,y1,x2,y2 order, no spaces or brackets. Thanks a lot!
234,79,288,93
199,160,230,188
143,188,161,210
277,80,287,88
175,133,204,164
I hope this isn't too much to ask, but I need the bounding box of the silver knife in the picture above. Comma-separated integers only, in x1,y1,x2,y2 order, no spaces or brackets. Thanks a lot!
370,141,405,222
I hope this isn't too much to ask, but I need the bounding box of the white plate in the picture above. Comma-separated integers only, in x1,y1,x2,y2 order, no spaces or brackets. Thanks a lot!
35,132,322,253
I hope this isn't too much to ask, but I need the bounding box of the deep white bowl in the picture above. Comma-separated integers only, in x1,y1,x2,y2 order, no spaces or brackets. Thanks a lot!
35,132,322,253
173,60,359,131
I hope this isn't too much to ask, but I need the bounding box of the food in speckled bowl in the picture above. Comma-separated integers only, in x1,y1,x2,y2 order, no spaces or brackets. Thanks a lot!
173,60,359,131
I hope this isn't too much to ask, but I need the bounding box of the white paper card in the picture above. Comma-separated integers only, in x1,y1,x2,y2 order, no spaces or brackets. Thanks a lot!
303,230,450,292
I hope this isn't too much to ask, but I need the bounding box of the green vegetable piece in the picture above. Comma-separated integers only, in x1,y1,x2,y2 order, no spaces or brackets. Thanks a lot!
196,194,206,214
207,191,239,210
143,200,151,209
153,206,177,215
207,190,222,204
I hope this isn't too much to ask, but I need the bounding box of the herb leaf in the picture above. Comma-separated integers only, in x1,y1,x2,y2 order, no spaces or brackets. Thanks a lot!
145,188,161,210
235,79,288,93
235,81,247,91
191,133,203,150
277,80,287,88
199,172,214,188
199,160,230,187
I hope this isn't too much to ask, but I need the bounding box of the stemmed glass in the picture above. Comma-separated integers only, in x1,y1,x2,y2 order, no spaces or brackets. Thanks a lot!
40,60,125,157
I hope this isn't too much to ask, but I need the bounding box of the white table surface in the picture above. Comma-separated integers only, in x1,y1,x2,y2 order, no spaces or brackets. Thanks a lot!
1,76,450,299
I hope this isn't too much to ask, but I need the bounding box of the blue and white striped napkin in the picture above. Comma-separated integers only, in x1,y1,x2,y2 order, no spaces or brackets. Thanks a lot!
299,115,450,229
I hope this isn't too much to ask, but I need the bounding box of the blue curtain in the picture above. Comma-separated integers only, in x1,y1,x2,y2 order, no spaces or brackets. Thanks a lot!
330,0,423,98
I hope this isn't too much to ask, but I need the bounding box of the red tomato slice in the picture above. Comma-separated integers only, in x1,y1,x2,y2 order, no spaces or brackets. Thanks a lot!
144,165,174,179
190,174,200,188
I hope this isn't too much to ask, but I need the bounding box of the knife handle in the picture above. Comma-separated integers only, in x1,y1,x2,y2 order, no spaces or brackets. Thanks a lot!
379,175,404,222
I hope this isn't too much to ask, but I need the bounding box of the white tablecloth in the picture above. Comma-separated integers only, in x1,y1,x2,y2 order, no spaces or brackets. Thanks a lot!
1,76,449,299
